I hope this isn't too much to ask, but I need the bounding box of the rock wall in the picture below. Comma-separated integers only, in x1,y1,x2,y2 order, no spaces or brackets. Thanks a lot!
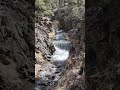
0,0,34,89
86,0,120,89
35,16,55,80
35,16,55,60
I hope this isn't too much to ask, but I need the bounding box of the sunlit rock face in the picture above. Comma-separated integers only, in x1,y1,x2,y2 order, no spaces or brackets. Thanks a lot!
35,16,55,59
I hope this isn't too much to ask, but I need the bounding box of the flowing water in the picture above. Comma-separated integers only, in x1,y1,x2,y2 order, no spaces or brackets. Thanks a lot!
35,30,70,90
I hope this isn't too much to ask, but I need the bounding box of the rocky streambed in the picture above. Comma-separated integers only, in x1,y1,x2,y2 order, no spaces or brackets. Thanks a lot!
35,30,70,90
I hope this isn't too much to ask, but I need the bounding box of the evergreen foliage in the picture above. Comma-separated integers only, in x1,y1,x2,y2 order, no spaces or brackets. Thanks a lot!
35,0,85,18
35,0,57,17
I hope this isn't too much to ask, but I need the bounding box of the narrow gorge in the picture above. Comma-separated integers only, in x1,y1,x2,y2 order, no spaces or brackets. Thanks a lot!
35,0,85,89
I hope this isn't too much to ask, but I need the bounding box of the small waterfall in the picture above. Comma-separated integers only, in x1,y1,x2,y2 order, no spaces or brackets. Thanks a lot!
51,41,70,61
51,30,70,62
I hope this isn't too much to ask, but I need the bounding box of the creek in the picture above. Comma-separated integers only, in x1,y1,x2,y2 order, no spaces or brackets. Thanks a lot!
35,30,70,90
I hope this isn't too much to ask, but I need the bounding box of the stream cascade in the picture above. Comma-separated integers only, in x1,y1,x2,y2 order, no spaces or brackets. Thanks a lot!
35,30,70,90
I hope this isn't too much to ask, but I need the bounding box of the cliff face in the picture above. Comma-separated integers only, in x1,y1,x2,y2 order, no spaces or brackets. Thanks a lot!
86,0,120,90
0,0,34,89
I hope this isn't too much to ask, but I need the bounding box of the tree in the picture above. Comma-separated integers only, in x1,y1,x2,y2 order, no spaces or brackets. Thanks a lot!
35,0,58,17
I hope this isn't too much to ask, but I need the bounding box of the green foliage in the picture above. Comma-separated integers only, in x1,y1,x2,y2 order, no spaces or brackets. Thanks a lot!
52,0,85,29
35,0,56,17
35,0,85,18
64,0,85,20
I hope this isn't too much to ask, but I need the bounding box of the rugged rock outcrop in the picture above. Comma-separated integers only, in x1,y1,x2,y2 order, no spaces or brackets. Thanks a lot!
35,16,55,60
86,0,120,89
0,0,34,89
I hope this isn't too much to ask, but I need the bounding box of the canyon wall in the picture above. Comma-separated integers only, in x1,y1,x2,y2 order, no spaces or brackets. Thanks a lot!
0,0,35,89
